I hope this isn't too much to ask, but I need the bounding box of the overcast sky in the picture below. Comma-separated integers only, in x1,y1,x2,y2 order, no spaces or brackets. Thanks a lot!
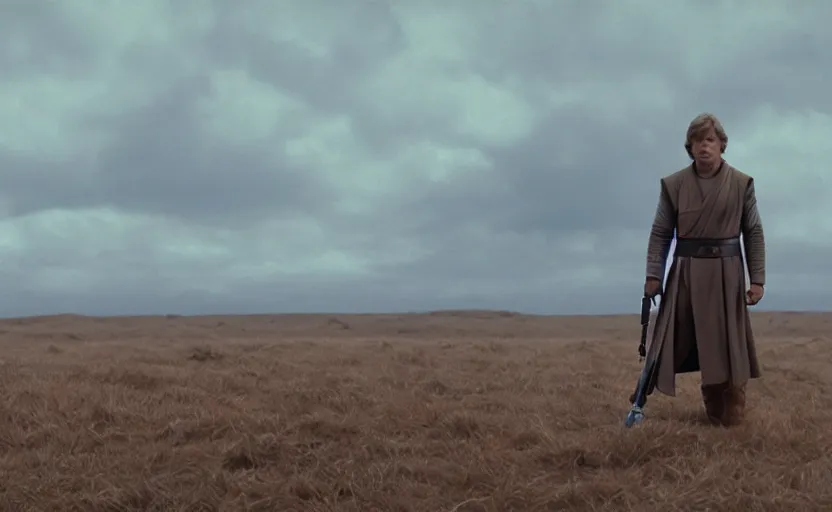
1,1,829,317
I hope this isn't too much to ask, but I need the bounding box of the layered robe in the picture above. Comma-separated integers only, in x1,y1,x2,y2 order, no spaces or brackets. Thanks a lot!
642,160,766,397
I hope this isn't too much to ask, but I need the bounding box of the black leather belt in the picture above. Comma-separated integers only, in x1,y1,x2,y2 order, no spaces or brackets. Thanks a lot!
675,237,742,258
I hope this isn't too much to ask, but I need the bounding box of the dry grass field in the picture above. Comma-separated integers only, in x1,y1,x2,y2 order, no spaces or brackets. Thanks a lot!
0,310,830,511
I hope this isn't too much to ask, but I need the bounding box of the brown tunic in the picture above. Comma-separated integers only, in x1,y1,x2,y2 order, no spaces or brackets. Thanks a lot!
643,160,766,397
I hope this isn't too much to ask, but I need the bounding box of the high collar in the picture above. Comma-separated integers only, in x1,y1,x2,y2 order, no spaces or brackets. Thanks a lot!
692,159,725,178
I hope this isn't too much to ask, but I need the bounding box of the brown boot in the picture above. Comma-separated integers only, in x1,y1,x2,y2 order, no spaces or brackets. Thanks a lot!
720,384,747,427
701,383,727,426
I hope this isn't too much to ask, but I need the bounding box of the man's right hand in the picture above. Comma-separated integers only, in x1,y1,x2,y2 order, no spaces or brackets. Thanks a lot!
644,278,662,298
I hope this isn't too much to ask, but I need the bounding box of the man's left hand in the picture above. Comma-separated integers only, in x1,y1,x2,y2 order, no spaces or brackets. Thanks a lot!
746,284,764,305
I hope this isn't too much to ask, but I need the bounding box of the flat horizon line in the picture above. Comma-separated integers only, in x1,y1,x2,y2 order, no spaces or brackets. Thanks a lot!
0,307,829,321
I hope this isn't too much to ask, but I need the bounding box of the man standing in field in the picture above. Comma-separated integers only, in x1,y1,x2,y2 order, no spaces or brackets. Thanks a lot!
632,112,767,427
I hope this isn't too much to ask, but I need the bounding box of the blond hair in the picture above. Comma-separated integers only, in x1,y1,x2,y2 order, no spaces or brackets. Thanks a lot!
684,113,728,159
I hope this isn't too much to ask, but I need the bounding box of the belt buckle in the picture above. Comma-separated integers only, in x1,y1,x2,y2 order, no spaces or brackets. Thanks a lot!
695,245,717,257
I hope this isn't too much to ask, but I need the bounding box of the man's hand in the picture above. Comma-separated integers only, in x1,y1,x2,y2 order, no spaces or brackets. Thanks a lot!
644,277,662,298
746,284,764,305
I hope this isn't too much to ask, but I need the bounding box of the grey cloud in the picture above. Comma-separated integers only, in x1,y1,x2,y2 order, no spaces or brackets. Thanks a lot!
1,150,98,217
690,43,832,125
91,77,335,225
307,97,684,247
0,269,641,317
1,0,831,317
767,243,832,280
0,1,98,79
1,75,336,226
479,110,678,235
206,1,405,116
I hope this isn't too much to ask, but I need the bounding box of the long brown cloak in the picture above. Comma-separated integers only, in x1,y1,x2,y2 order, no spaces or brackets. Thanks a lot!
643,161,766,397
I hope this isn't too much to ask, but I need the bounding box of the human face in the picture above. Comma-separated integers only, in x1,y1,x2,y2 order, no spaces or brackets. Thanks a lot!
690,126,722,170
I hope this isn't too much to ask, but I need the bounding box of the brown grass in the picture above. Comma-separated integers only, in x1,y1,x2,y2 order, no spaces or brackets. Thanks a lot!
0,310,830,511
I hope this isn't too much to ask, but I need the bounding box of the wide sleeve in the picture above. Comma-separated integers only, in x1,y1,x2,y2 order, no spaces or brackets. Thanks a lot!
741,179,766,286
645,179,676,282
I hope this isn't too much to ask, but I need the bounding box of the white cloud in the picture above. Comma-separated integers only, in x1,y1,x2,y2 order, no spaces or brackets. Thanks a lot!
198,69,305,147
364,57,541,147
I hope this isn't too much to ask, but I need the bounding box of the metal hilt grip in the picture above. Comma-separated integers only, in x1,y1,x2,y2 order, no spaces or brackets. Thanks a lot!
637,296,652,359
640,296,652,325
